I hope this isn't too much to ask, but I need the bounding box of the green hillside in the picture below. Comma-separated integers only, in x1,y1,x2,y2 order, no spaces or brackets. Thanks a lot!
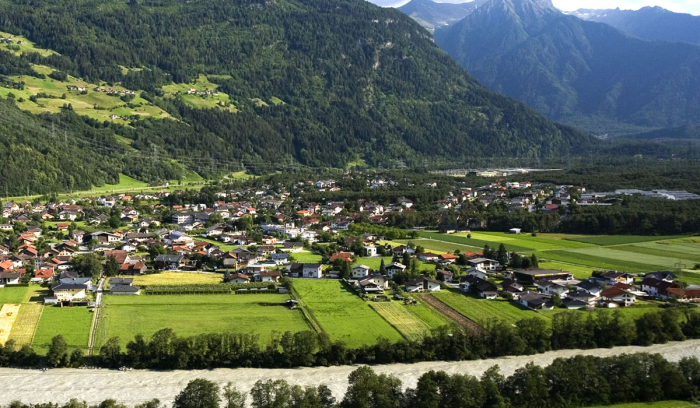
0,0,595,193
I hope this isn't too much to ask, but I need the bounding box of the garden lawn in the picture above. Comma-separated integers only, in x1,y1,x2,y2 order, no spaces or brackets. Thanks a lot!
100,294,309,347
538,262,594,279
0,286,30,305
353,257,393,270
432,290,544,326
33,306,93,354
293,279,403,347
369,302,431,342
292,251,323,264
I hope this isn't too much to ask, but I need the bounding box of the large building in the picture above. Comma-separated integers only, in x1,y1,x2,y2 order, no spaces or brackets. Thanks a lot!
513,268,574,284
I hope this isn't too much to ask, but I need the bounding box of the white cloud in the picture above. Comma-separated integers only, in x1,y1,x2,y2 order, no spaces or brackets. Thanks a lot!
366,0,700,15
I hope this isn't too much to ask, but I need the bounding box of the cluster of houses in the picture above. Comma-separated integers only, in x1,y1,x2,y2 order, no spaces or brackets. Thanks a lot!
186,88,219,97
94,87,136,96
458,267,698,310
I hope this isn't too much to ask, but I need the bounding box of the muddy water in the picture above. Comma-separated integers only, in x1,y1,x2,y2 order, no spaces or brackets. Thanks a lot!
2,340,700,406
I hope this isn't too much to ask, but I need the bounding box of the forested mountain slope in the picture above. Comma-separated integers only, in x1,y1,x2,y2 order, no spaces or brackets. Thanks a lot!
572,6,700,46
0,0,593,184
435,0,700,135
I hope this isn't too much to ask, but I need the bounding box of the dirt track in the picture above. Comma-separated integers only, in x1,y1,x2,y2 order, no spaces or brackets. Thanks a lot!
2,340,700,406
418,294,484,333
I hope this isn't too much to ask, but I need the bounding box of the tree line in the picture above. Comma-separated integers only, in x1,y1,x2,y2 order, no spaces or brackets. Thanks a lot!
8,306,690,371
5,353,700,408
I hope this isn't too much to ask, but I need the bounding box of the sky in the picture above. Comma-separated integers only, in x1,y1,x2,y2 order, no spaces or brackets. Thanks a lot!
367,0,700,15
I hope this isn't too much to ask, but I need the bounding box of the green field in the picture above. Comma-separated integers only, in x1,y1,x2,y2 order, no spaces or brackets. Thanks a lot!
421,231,700,275
433,290,544,326
125,272,223,286
100,294,309,347
293,279,403,347
33,306,93,354
0,286,30,305
586,401,695,408
369,302,431,342
292,251,324,264
404,297,452,330
538,262,594,279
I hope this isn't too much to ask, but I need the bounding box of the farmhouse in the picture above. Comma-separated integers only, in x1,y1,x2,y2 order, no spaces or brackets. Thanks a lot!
357,274,389,294
641,277,679,298
227,273,250,283
667,288,700,302
601,287,637,307
405,276,441,293
0,271,21,286
536,280,569,298
600,271,634,286
417,252,440,262
460,275,498,298
468,258,500,271
49,282,89,305
514,268,574,285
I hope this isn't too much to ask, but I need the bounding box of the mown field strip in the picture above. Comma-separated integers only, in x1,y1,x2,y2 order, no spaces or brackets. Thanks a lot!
613,245,700,264
565,247,695,270
432,290,543,326
8,303,43,346
369,303,431,342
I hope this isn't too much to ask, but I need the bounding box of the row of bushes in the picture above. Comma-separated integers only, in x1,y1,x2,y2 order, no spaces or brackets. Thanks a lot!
143,282,276,295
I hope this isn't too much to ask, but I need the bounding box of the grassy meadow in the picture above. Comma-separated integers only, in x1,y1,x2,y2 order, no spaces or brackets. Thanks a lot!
33,306,93,354
99,293,309,348
292,279,403,347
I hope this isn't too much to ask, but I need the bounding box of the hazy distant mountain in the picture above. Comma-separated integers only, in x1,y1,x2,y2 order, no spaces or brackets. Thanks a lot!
571,6,700,45
398,0,487,31
435,0,700,135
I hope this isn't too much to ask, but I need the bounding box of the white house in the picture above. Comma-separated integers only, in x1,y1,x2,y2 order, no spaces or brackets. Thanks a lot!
363,245,378,257
536,281,569,298
405,276,441,293
385,262,406,278
302,263,323,279
468,258,500,271
601,287,636,307
352,265,371,279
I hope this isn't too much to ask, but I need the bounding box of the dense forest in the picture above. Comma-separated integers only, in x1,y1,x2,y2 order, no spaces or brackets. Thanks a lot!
0,0,594,178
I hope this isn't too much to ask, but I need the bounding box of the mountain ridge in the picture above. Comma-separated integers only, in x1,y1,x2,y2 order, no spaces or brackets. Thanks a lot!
435,0,700,135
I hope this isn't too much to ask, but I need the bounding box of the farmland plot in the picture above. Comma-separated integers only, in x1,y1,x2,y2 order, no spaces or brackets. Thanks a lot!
369,302,431,342
433,290,543,326
293,279,403,347
100,294,310,347
33,306,93,354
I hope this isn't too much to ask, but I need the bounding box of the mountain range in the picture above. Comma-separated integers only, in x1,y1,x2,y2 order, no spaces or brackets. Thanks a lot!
0,0,594,194
571,6,700,46
398,0,487,31
433,0,700,135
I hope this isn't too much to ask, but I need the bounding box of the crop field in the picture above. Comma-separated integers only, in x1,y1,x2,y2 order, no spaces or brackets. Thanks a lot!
538,303,667,322
0,286,30,305
369,302,431,342
33,306,93,354
457,232,595,251
419,231,530,252
566,235,689,246
125,272,223,286
544,245,700,273
100,294,309,347
432,290,543,326
8,303,43,346
292,279,403,347
404,296,451,329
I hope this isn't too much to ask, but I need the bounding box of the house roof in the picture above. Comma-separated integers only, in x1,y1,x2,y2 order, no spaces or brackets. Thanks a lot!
405,276,441,286
109,278,133,286
111,284,140,293
52,283,88,291
601,287,635,298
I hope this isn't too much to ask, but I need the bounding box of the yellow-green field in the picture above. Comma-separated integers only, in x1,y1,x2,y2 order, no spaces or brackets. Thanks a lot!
125,272,223,286
369,302,431,342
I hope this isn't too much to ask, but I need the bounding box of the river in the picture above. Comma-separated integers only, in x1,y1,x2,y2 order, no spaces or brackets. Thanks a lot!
2,339,700,406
